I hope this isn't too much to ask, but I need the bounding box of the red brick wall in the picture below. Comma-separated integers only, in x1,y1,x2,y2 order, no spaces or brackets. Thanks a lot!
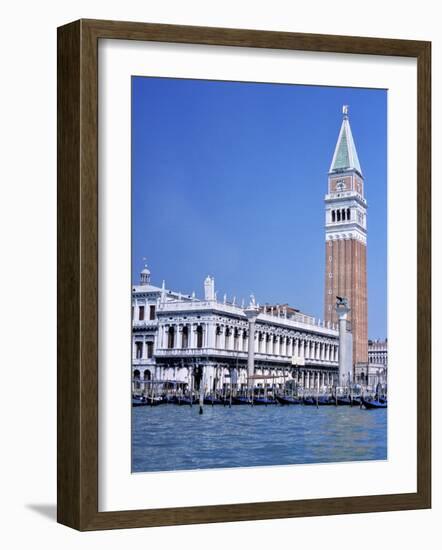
324,238,368,366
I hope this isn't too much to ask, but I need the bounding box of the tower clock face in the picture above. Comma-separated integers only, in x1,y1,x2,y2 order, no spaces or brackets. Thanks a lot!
336,179,346,191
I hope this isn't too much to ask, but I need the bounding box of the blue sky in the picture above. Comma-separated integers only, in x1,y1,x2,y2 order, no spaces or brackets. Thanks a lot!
132,77,387,339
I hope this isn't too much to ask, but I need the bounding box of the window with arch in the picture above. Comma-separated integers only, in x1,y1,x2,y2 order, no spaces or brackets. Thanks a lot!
133,369,140,389
337,210,341,221
332,210,336,222
347,208,351,220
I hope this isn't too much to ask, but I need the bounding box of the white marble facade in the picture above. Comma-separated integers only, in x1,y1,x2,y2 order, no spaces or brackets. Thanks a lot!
132,267,340,394
354,339,388,388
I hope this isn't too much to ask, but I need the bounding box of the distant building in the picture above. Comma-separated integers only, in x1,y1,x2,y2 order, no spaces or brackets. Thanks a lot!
368,338,388,367
355,339,388,387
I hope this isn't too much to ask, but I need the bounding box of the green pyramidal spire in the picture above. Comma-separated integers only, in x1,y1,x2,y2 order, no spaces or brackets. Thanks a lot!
329,105,362,176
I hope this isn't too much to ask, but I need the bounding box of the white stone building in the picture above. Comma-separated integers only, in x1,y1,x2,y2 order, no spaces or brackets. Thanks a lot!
132,266,340,395
354,339,388,387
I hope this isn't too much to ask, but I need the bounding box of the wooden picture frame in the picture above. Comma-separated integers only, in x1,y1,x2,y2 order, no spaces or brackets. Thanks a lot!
57,18,431,530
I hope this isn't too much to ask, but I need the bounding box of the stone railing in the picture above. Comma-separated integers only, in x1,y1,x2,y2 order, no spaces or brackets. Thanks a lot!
156,300,338,334
154,347,338,366
257,311,338,335
132,319,158,328
132,357,156,366
157,299,243,316
324,191,366,204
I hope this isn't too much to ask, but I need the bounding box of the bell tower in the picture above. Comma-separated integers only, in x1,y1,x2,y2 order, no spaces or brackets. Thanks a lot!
324,106,368,367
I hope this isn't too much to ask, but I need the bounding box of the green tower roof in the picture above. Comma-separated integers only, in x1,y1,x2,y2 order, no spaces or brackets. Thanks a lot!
329,106,362,176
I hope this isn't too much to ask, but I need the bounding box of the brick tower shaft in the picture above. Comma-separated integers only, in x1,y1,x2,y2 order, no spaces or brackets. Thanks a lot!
324,106,368,367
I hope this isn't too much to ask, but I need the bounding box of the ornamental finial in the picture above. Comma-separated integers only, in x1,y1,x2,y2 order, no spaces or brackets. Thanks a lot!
342,105,349,118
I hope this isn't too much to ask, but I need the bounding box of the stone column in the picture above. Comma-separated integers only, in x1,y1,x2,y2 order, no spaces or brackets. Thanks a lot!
207,322,215,349
190,324,196,348
175,325,181,349
244,305,259,395
336,298,353,387
274,335,280,356
221,326,226,350
287,337,293,357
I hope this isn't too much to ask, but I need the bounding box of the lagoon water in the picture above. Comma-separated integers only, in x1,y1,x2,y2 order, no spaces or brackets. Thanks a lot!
132,404,387,473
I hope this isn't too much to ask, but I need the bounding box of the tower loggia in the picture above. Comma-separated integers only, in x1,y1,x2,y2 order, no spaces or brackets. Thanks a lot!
324,106,368,368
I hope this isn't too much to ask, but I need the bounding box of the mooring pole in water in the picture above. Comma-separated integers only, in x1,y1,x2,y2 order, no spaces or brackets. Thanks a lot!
190,372,193,408
199,369,204,415
316,374,319,409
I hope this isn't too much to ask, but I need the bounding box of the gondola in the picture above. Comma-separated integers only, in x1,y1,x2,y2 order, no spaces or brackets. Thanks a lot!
232,396,253,405
302,396,316,406
132,396,163,407
176,396,197,406
276,395,301,405
162,394,177,404
362,397,387,409
253,397,277,405
203,396,225,405
317,395,335,406
336,396,351,406
132,397,148,407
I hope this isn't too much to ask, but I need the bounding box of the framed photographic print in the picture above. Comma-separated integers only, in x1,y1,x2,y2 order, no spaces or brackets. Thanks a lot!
57,19,431,530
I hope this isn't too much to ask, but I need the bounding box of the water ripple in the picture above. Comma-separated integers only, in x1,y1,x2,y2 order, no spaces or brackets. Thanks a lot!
132,405,387,472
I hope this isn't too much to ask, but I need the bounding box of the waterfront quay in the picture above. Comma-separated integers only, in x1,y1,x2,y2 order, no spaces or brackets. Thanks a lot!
132,269,387,405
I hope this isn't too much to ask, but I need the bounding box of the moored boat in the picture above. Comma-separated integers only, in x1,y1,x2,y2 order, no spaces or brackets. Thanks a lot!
132,395,163,407
132,396,148,407
253,397,277,405
362,397,387,409
176,395,198,406
317,395,334,406
232,396,252,405
203,396,225,405
302,396,316,406
276,395,301,405
336,396,351,406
